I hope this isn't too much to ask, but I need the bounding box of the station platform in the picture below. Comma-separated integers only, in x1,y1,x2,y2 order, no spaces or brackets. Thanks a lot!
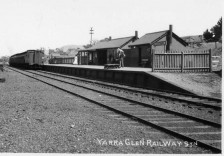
44,64,153,72
43,64,199,95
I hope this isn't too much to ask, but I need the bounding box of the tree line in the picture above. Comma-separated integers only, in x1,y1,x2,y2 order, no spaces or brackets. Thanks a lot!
203,17,222,43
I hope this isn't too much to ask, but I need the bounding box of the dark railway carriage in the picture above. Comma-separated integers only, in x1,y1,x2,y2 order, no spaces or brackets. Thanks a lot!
9,50,44,69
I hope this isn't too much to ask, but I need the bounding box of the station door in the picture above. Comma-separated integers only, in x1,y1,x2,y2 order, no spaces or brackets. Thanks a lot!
97,50,107,65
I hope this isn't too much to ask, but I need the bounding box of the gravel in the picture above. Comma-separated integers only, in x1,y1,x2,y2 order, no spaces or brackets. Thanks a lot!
0,69,212,153
34,71,220,124
150,72,221,98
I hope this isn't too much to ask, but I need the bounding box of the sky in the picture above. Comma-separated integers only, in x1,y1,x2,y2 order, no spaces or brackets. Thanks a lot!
0,0,223,57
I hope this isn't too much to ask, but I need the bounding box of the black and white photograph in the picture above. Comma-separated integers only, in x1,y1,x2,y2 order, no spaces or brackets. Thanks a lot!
0,0,222,154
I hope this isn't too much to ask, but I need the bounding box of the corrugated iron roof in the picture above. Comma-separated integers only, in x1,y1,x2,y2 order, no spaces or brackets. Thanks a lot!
121,41,134,50
129,30,168,46
87,36,134,50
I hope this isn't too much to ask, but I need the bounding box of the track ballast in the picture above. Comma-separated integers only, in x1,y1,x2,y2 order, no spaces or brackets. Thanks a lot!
8,67,222,153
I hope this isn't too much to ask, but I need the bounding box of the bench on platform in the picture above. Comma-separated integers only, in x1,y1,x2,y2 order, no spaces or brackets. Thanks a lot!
104,64,120,69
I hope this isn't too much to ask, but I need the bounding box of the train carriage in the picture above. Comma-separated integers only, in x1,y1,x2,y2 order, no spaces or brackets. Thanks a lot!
9,50,44,69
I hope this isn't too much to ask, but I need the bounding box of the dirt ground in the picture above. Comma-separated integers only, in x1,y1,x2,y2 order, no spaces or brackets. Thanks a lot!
150,72,221,98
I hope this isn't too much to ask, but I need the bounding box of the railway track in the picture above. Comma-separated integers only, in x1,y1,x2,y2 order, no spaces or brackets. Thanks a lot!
19,69,221,125
8,67,222,153
37,70,221,111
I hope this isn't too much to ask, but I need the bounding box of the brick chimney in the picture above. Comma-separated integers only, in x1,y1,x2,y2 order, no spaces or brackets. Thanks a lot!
109,36,112,40
135,31,138,38
169,25,172,44
167,25,173,51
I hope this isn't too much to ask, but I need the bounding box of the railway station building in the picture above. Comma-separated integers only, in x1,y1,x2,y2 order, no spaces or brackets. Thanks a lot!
78,25,189,68
128,25,189,67
78,31,139,66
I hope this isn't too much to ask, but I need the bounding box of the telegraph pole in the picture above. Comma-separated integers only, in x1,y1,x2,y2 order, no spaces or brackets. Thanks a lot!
90,27,94,45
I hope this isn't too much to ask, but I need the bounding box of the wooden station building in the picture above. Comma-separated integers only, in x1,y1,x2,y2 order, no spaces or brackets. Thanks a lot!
78,25,189,67
128,25,189,67
78,31,138,66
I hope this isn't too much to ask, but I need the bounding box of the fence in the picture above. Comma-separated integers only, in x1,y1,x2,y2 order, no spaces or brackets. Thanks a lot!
152,49,212,72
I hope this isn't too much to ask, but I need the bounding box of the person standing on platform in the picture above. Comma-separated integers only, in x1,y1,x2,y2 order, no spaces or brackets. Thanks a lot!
117,48,125,68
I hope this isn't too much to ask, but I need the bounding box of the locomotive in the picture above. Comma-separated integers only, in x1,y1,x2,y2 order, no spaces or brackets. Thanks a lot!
9,50,44,69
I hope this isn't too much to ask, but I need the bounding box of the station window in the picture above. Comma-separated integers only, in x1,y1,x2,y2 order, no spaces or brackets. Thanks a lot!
89,53,92,60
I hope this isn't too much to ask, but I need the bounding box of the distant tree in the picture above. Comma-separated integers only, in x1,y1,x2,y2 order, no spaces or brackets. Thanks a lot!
92,40,99,45
203,17,222,47
83,40,99,49
49,49,55,54
83,44,92,49
0,56,9,64
211,17,222,43
55,48,67,55
203,29,213,42
39,47,46,54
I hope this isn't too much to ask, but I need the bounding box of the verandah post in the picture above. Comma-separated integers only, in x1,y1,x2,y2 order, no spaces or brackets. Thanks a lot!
181,52,184,72
151,50,155,72
209,48,212,72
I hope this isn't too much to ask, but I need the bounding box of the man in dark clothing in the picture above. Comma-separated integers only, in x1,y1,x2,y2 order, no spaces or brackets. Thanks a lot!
117,48,125,68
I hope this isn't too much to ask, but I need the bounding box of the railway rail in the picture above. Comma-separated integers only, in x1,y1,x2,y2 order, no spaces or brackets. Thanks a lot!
20,69,222,124
37,70,221,110
7,67,222,153
12,68,221,124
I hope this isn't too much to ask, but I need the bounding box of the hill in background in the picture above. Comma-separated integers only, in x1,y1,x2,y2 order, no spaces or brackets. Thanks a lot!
197,42,222,51
60,45,84,52
48,45,85,56
59,45,84,56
